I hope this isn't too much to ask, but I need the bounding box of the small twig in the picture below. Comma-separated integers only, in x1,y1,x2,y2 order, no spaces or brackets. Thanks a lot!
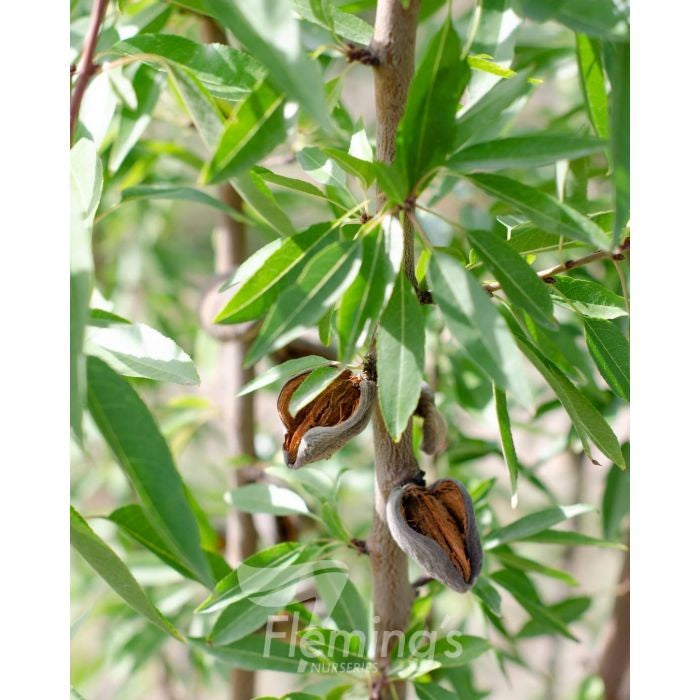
484,245,629,293
411,575,434,588
70,0,109,143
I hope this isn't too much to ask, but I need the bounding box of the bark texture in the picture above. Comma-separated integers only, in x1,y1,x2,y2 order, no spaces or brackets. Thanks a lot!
368,5,422,698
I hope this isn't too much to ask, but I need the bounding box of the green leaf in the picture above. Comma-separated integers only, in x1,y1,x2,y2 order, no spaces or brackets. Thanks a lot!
169,65,224,149
337,220,402,363
583,318,630,400
215,223,339,324
289,366,345,415
107,504,203,582
450,135,604,171
109,65,164,172
209,599,277,645
292,0,373,43
191,635,313,672
467,229,556,329
233,169,297,237
86,322,200,385
490,568,576,640
429,251,532,407
377,274,425,440
203,78,286,183
491,548,579,586
321,147,376,190
204,0,331,130
316,574,369,641
517,596,591,638
467,174,610,249
455,70,532,149
121,184,251,223
576,34,609,139
246,241,362,365
86,357,213,587
395,18,468,191
551,276,627,319
493,386,519,506
514,0,629,41
108,34,265,101
225,483,311,516
70,507,182,639
415,682,460,700
602,444,630,540
298,147,350,191
430,635,490,667
484,504,594,548
198,542,309,613
522,529,626,549
169,65,295,237
506,312,625,467
472,576,502,616
605,41,630,246
70,138,102,443
237,355,335,397
252,165,328,201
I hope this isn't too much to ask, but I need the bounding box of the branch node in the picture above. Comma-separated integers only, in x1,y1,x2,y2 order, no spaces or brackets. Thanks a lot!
418,290,433,305
543,276,557,284
612,252,626,261
344,43,380,66
350,538,369,555
564,259,576,269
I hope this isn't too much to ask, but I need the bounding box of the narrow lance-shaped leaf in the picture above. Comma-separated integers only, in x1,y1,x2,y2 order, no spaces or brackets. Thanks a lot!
216,223,340,324
85,322,200,385
551,276,627,320
70,138,102,443
237,355,335,397
377,274,425,440
583,318,630,401
203,78,286,184
467,0,523,104
605,40,630,247
395,17,468,192
225,483,311,517
246,240,362,366
485,504,595,548
466,173,610,249
428,251,532,407
70,507,182,639
450,134,605,171
292,0,373,44
203,0,332,130
168,65,294,237
576,34,609,139
493,385,520,507
86,357,214,586
337,219,402,363
454,69,532,150
467,229,557,330
505,310,626,468
288,365,345,415
107,504,203,582
108,34,265,101
109,65,164,172
602,443,630,540
514,0,629,41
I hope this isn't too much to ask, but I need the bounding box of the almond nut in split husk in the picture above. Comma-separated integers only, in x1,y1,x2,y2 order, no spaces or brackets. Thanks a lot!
277,370,376,469
386,477,482,592
416,385,448,456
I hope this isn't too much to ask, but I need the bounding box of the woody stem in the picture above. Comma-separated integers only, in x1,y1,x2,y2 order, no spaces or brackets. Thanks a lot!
368,2,422,699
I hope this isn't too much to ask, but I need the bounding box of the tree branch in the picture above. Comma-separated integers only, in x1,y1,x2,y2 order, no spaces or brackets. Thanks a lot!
70,0,109,144
484,241,629,293
369,2,421,698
